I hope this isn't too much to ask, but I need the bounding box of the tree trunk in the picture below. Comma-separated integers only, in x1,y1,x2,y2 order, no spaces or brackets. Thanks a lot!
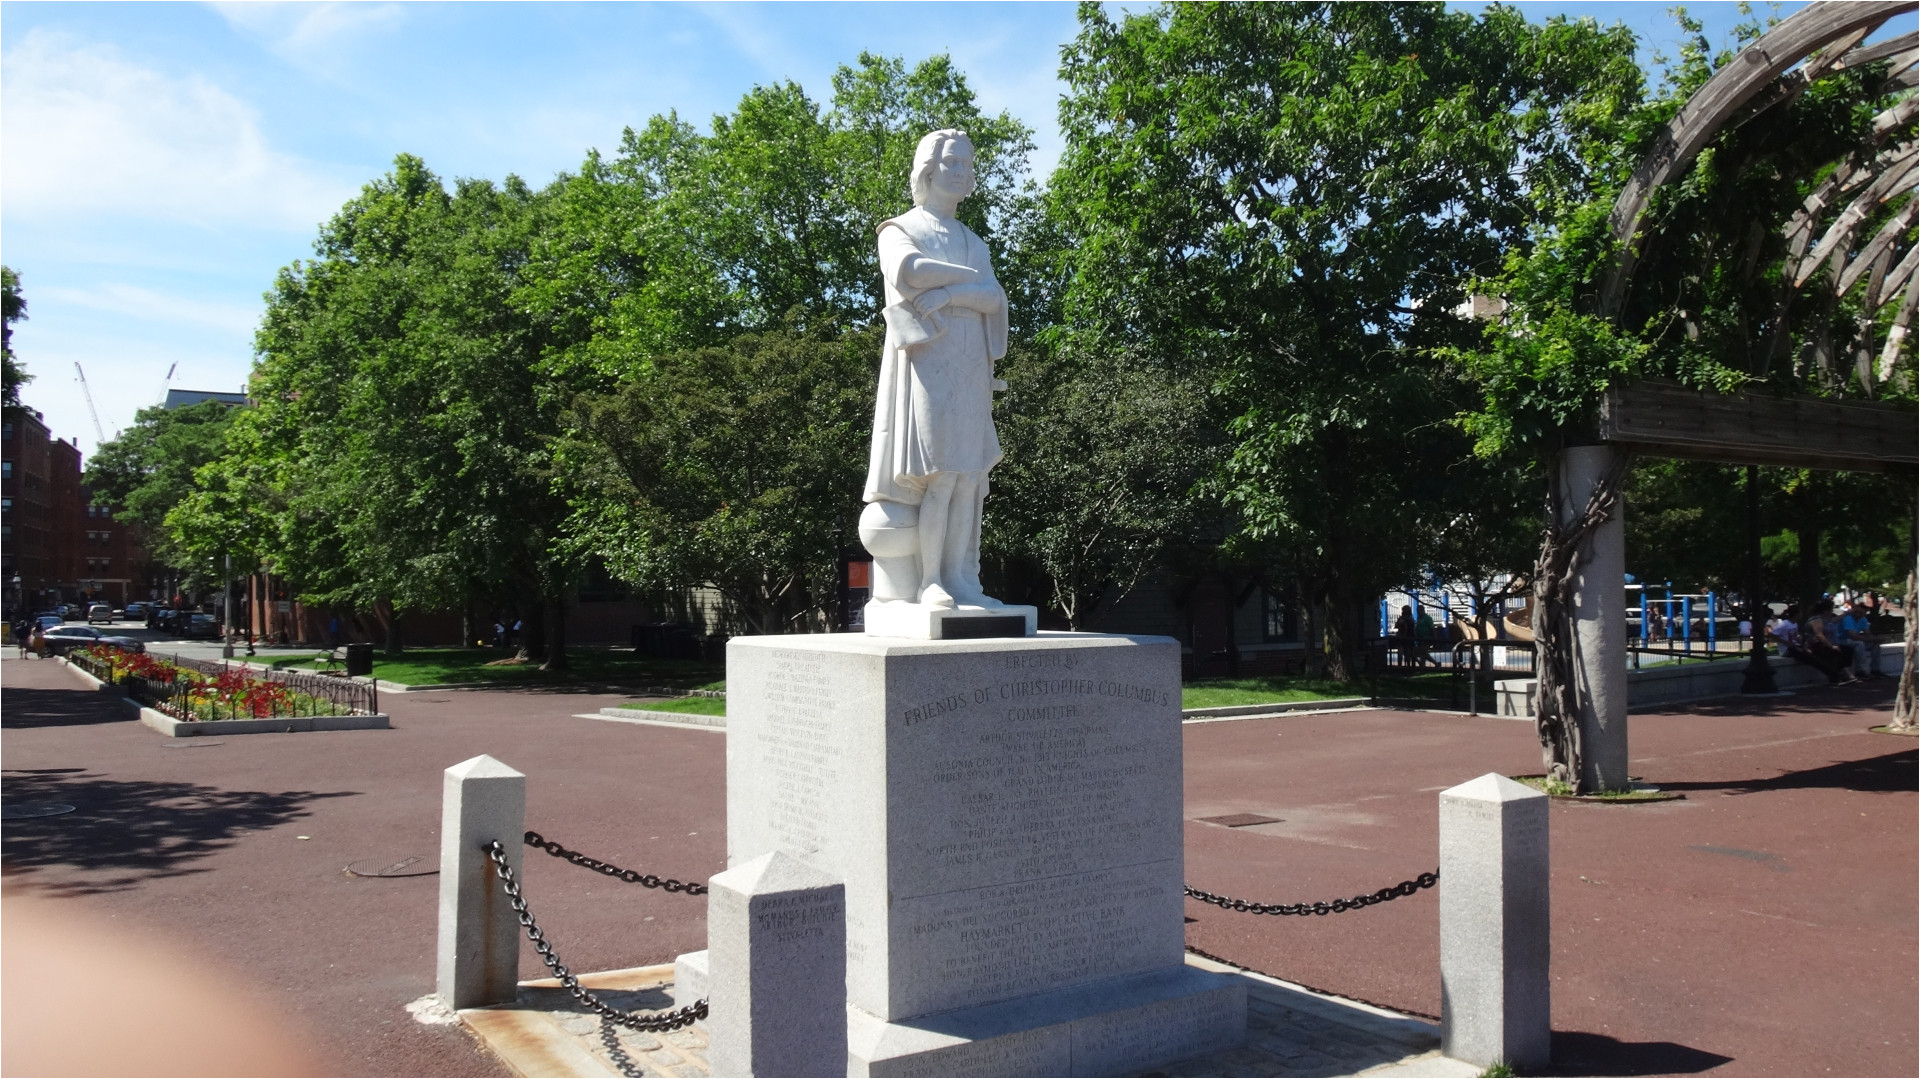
1794,484,1823,616
517,600,547,662
1893,557,1918,731
1531,449,1628,793
1320,580,1357,682
541,594,569,673
381,601,403,657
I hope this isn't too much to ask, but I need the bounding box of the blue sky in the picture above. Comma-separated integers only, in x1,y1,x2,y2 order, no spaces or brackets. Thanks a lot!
0,1,1844,458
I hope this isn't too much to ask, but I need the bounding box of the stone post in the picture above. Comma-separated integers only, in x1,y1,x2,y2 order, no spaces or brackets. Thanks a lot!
1440,773,1550,1073
436,754,526,1010
707,851,846,1078
1561,444,1630,791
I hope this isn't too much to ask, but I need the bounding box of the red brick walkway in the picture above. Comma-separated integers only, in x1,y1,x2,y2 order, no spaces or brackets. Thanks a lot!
3,654,1912,1076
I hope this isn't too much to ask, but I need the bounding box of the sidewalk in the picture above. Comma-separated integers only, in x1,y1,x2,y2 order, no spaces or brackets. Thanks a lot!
3,651,1913,1076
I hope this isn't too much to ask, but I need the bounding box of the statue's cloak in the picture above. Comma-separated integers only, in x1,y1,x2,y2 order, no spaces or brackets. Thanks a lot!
864,207,1007,506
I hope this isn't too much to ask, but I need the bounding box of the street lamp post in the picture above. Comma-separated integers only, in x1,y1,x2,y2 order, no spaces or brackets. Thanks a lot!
221,552,235,660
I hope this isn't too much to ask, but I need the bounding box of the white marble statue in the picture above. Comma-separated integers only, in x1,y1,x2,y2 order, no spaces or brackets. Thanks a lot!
859,129,1012,619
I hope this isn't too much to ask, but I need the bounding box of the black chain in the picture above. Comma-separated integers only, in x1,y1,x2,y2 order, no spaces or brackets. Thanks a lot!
1185,870,1438,916
523,830,709,895
484,841,708,1032
600,1014,645,1078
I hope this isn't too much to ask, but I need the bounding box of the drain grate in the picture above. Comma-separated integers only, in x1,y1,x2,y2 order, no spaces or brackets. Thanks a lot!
1198,812,1283,828
344,856,437,878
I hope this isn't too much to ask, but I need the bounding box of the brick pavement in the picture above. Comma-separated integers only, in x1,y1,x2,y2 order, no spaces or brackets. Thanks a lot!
2,651,1913,1076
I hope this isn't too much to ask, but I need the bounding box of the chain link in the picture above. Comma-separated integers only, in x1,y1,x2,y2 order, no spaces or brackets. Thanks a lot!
599,1014,646,1078
1185,870,1438,916
523,830,709,895
484,841,708,1032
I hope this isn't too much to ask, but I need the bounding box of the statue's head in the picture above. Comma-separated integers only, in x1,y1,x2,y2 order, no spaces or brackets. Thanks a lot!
910,129,976,207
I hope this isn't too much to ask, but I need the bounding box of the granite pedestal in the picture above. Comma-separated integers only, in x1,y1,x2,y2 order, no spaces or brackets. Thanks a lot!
706,631,1245,1076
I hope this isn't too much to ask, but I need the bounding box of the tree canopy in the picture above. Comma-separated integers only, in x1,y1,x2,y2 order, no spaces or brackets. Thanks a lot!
1049,0,1646,674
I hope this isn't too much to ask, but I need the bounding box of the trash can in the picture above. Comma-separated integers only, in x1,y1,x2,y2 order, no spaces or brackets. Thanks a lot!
344,642,375,677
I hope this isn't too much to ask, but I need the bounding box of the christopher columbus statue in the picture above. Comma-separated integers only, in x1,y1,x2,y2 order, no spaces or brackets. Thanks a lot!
859,129,1019,630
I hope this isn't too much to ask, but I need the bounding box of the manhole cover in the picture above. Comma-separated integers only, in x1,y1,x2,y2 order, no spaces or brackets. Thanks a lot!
344,856,437,878
2,803,76,819
1198,813,1283,828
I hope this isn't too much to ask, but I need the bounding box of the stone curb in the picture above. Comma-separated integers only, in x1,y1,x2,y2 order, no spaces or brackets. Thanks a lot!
589,707,727,730
139,708,391,737
1181,698,1369,719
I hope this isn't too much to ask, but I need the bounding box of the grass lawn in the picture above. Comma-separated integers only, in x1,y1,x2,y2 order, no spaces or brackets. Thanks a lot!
273,646,725,689
1181,673,1456,710
620,696,728,716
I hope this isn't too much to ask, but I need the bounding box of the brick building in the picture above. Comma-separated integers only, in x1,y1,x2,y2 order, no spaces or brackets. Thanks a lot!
78,490,151,608
3,404,148,616
2,405,55,613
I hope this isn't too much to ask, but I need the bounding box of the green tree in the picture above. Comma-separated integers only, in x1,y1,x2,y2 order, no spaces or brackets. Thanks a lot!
201,156,583,664
3,266,28,407
533,54,1044,630
560,327,874,634
84,400,238,575
526,53,1035,386
987,344,1220,628
1052,1,1645,677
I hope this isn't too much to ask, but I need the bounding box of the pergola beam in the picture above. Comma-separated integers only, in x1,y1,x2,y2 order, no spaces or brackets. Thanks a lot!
1599,380,1918,472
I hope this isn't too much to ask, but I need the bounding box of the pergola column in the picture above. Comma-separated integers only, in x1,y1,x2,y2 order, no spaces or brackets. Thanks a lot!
1561,445,1630,792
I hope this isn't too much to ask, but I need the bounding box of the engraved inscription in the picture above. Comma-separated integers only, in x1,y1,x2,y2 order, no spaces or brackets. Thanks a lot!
894,653,1179,893
758,649,837,854
1072,989,1244,1073
753,890,840,945
870,1027,1065,1078
893,865,1182,1013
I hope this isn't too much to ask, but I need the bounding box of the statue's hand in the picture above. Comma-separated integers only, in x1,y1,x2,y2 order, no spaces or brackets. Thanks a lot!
915,287,952,316
943,282,1005,313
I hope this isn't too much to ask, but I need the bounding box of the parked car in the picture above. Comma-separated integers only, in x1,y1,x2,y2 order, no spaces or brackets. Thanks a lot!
35,614,64,632
183,613,222,640
60,603,83,619
87,603,114,624
38,625,148,657
147,607,174,631
123,602,148,621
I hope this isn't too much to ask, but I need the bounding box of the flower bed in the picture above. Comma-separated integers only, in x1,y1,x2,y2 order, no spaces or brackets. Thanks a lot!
73,645,378,722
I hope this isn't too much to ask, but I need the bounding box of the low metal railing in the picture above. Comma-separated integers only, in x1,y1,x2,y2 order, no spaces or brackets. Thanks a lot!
73,647,379,720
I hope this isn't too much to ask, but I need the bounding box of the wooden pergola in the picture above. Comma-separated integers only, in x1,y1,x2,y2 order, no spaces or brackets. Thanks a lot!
1545,1,1919,790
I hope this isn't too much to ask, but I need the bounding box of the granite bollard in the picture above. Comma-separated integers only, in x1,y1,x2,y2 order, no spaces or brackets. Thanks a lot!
1439,772,1550,1072
435,754,526,1010
707,851,848,1078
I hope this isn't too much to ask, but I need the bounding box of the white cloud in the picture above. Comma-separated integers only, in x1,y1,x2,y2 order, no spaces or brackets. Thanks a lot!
38,283,261,335
0,30,356,230
209,1,405,75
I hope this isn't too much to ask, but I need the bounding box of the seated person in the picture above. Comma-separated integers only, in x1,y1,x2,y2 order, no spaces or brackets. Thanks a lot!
1793,608,1856,685
1834,601,1879,678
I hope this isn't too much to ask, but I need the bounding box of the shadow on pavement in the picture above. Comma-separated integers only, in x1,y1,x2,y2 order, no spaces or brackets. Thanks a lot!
1673,680,1898,717
1549,1030,1734,1075
1,686,131,729
1655,747,1917,795
0,769,358,895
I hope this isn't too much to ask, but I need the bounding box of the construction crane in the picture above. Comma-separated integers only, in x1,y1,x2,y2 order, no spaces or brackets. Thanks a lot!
73,362,106,444
154,361,177,406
